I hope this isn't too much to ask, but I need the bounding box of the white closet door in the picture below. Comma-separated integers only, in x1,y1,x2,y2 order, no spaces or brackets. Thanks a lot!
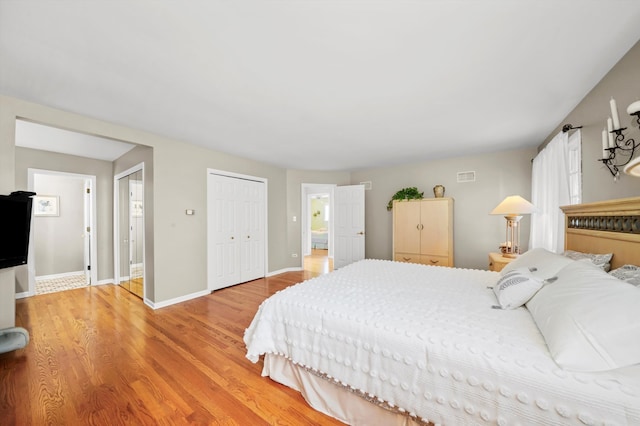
239,179,265,283
208,174,241,290
208,173,266,291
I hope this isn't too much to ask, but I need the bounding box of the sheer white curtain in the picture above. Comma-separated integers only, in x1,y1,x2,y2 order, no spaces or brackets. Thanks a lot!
529,130,581,252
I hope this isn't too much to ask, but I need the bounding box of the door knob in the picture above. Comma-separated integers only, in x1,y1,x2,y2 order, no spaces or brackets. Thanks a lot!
357,231,365,235
231,236,234,240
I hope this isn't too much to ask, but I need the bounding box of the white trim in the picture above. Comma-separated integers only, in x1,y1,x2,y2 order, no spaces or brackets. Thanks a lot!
267,267,303,276
27,168,98,294
146,289,211,310
15,291,31,299
94,279,114,286
206,168,269,290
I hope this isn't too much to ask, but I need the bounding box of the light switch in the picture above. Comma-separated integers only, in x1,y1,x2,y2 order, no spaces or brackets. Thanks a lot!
293,216,297,222
186,209,195,215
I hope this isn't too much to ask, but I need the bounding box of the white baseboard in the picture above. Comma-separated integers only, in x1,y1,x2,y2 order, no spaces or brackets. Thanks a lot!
146,289,211,310
15,291,33,299
36,270,84,280
267,267,303,276
93,279,114,286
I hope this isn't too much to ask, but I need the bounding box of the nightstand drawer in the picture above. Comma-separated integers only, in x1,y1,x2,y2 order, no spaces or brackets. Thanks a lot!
489,252,514,272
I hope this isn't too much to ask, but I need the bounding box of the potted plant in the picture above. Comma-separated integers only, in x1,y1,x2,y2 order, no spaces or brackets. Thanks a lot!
387,187,424,211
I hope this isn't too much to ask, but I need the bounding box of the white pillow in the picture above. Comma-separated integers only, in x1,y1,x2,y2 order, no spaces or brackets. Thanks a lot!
562,250,613,272
526,260,640,372
609,264,640,287
493,268,544,309
501,248,574,280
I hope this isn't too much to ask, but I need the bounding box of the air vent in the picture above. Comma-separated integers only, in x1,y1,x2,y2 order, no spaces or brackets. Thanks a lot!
457,171,476,183
360,181,372,190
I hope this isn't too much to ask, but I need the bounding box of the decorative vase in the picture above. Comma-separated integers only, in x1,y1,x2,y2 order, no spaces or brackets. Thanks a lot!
433,185,445,198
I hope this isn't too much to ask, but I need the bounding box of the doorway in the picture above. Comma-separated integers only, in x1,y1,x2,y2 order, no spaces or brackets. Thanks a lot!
114,164,144,299
301,184,334,273
301,183,365,272
26,169,97,296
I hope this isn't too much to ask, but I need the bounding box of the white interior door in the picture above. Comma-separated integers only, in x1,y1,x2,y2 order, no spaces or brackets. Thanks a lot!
334,185,365,269
208,172,266,291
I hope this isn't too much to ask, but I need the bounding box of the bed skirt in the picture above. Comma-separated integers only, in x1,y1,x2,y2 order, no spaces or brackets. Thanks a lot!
262,353,428,426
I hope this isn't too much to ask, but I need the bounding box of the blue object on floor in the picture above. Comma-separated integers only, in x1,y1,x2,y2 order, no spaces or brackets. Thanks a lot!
0,327,29,353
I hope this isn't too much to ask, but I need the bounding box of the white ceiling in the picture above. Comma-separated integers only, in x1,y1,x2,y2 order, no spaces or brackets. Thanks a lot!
2,1,640,170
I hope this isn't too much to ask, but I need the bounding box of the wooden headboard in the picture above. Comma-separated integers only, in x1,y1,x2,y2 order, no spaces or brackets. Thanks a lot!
561,197,640,269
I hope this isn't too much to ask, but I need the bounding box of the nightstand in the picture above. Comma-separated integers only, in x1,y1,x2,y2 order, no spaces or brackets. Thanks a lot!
488,252,515,272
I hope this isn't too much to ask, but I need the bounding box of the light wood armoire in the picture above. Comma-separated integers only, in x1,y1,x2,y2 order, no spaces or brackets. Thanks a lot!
392,198,454,267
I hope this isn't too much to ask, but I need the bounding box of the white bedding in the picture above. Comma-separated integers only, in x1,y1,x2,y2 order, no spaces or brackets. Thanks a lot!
244,259,640,425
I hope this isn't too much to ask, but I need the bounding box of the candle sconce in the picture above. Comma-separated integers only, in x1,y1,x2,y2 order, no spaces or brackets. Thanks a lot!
601,99,640,178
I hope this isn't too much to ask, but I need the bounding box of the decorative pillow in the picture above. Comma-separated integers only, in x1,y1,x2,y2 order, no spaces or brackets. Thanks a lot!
609,264,640,287
493,268,544,309
501,248,574,280
562,250,613,272
526,260,640,372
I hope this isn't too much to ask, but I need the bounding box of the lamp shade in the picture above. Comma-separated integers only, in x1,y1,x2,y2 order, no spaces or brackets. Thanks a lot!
624,156,640,177
490,195,536,216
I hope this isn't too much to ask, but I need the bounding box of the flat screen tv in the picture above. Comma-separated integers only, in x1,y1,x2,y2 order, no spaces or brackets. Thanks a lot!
0,191,36,270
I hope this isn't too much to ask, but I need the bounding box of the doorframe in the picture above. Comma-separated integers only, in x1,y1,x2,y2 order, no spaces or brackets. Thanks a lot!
300,184,335,261
113,163,145,297
26,168,98,295
206,168,269,291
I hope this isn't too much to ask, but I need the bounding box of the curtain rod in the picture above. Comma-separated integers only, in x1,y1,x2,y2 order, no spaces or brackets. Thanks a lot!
562,124,583,133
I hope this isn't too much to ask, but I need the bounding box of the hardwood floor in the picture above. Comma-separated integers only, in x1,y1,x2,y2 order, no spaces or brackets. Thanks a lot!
303,249,333,274
0,269,343,425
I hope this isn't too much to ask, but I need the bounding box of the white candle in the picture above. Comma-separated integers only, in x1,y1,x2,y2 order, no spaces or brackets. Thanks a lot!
610,97,621,129
627,100,640,115
602,129,608,158
607,117,615,147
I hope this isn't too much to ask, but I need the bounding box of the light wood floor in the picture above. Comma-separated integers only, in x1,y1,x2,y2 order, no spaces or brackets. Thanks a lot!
304,249,333,274
0,269,343,425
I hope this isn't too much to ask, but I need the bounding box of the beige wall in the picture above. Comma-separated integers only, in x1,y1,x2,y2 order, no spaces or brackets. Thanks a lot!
0,102,16,328
32,174,85,276
3,38,637,317
14,147,114,289
351,147,536,269
1,95,290,306
539,40,640,201
285,169,351,265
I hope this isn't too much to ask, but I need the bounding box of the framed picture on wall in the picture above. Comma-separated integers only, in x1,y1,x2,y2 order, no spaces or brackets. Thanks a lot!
33,195,59,217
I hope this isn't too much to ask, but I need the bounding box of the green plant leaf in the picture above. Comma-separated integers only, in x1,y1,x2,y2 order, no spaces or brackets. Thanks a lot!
387,187,424,210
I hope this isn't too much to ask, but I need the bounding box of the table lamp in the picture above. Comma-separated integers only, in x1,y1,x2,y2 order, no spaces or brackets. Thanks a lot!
490,195,536,258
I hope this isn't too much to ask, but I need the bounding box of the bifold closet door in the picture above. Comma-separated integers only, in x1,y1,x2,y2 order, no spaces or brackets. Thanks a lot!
208,174,265,291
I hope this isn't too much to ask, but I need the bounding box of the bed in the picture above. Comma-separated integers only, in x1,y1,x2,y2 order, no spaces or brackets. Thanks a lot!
312,228,329,250
245,197,640,425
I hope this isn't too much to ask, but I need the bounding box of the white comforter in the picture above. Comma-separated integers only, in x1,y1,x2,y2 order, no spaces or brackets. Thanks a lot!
244,260,640,425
